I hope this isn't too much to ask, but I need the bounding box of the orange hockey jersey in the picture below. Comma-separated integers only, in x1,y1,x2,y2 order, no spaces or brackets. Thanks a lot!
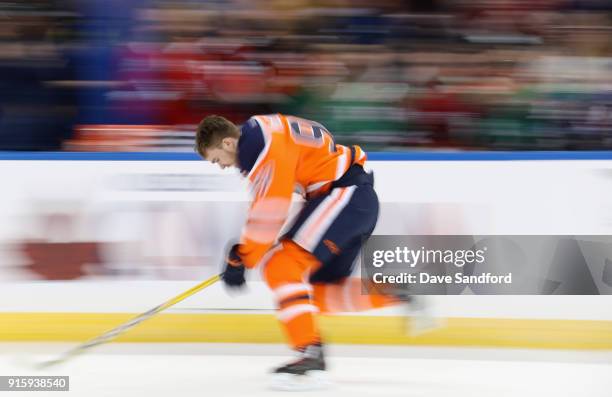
235,114,367,268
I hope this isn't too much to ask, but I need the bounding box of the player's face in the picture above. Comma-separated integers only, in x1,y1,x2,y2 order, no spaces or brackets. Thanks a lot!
204,138,238,170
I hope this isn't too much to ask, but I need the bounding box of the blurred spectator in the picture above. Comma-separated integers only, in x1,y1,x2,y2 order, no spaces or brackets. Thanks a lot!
0,0,611,152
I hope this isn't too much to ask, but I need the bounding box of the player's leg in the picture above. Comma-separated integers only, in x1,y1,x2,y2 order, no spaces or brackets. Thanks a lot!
261,186,367,350
300,177,400,312
309,243,400,313
262,240,322,351
261,240,328,390
298,179,435,332
308,228,436,335
260,185,372,387
262,178,381,388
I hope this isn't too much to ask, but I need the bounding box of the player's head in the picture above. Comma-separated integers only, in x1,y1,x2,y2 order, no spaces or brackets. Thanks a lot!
195,115,240,169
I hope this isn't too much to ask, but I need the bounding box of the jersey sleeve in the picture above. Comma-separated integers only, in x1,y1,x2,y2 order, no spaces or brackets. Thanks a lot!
237,133,298,269
237,117,266,175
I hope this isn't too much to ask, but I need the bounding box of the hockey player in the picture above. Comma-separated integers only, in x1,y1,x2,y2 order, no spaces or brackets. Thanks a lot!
195,114,401,389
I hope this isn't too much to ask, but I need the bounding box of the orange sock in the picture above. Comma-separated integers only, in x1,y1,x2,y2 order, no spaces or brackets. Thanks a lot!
263,240,322,349
312,278,398,313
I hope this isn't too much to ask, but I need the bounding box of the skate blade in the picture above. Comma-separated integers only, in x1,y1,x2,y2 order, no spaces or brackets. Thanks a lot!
269,370,331,391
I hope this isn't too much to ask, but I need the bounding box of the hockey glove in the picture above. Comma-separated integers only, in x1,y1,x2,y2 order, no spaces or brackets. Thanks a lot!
221,243,246,289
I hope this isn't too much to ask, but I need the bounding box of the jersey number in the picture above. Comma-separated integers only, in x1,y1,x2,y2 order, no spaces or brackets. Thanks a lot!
288,117,336,153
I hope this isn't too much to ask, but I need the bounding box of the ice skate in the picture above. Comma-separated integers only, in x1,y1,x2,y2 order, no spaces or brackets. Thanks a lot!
269,344,330,391
407,295,445,336
394,291,444,336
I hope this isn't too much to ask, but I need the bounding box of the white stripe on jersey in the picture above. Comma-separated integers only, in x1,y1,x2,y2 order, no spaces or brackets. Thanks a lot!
294,185,357,252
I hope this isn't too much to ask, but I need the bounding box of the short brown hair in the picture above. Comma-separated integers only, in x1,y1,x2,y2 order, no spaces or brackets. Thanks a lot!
195,115,240,156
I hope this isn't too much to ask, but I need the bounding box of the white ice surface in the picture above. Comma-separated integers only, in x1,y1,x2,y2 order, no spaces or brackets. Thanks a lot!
1,344,610,397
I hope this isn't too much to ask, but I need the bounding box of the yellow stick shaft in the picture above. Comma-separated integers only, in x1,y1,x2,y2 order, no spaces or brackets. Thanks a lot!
38,273,222,368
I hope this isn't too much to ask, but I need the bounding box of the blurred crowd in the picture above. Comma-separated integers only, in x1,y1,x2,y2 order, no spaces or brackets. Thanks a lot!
0,0,611,151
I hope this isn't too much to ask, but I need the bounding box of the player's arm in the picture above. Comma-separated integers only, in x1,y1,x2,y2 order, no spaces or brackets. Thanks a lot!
237,148,297,269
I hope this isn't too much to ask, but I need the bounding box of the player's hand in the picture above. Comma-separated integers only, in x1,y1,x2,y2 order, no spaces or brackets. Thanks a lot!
221,244,246,289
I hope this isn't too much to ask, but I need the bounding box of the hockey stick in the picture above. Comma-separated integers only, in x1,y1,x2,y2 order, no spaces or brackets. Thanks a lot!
34,273,222,369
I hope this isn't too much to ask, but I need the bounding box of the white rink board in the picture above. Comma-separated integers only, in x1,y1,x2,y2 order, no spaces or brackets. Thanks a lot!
1,159,612,319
